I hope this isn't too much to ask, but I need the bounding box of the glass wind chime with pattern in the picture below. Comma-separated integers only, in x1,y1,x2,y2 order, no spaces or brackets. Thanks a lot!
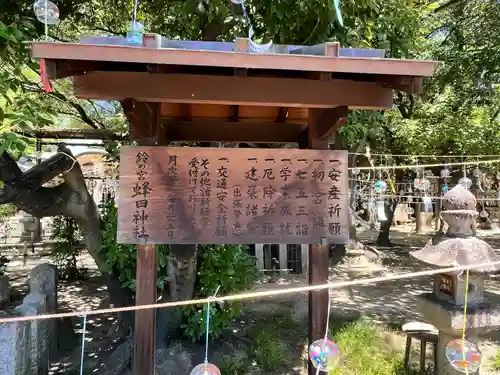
373,170,388,221
472,165,490,220
413,167,432,213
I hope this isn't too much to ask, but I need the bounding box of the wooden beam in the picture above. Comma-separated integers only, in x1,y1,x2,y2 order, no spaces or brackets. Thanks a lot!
162,120,306,143
31,43,437,77
299,110,331,375
43,57,427,95
74,72,394,109
313,106,349,141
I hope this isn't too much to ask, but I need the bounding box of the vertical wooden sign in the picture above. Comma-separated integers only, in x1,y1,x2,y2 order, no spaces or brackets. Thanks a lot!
117,146,349,245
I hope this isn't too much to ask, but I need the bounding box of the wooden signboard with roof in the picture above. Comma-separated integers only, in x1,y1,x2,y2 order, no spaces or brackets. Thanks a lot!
118,146,349,245
31,35,436,375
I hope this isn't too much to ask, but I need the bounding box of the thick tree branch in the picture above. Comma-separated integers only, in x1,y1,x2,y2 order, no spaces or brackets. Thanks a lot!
302,18,321,45
10,150,74,191
0,151,23,182
22,67,105,130
13,184,71,217
48,91,104,130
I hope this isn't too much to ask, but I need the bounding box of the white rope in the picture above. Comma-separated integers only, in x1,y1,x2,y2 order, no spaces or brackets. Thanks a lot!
0,259,499,324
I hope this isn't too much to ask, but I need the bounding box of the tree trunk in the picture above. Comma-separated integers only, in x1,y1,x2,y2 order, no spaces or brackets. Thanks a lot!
156,244,198,346
415,202,422,233
376,200,398,247
1,147,136,320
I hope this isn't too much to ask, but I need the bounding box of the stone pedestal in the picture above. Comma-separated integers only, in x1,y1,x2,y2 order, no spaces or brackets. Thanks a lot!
18,211,40,244
417,292,500,375
338,245,385,299
28,264,58,359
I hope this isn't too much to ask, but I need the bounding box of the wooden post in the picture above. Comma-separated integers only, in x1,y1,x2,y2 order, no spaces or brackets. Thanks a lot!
300,109,331,375
123,100,163,375
134,244,157,374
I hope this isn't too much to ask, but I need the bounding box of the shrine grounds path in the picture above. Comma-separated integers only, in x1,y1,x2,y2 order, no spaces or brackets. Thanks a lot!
3,225,500,374
245,225,500,374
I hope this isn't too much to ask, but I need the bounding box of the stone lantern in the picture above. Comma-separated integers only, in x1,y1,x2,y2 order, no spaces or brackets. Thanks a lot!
410,185,500,374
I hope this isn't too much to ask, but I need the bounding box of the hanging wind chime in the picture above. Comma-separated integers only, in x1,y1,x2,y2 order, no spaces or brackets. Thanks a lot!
308,284,343,372
414,167,432,213
444,270,482,373
440,165,450,193
459,162,472,190
125,0,144,45
374,169,388,222
473,164,485,193
33,0,60,93
349,166,360,230
472,165,489,218
190,287,222,375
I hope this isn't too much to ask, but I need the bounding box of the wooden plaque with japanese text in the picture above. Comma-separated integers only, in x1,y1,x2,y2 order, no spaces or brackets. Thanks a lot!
117,147,348,244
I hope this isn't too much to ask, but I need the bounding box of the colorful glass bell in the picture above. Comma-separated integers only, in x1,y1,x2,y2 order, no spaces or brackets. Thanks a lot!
374,180,387,193
190,363,221,375
445,339,481,373
440,167,450,178
414,178,429,191
309,339,342,372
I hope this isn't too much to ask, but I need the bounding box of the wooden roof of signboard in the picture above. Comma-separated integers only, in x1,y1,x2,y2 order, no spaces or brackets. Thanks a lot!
30,36,438,143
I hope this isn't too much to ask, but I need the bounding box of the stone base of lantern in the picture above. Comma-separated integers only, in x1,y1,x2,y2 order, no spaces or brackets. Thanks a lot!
416,292,500,375
416,292,500,334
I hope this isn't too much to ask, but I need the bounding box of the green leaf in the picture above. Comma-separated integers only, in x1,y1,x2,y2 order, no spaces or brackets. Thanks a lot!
0,139,12,155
